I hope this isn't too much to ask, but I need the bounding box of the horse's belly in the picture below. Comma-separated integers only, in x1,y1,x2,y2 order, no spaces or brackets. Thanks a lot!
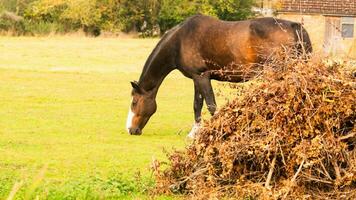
210,70,245,82
209,62,261,83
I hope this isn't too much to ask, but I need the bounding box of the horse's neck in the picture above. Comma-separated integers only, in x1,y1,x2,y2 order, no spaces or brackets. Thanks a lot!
138,65,173,96
138,25,181,96
138,47,175,96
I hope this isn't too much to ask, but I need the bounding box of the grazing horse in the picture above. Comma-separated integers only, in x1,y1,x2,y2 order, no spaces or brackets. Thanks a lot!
126,14,312,137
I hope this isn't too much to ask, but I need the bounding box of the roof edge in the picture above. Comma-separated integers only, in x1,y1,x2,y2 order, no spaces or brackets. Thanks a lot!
277,11,356,17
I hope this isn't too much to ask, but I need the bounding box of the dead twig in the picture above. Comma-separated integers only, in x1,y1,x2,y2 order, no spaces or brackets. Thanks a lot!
265,153,277,189
339,132,356,141
283,159,305,199
332,160,342,184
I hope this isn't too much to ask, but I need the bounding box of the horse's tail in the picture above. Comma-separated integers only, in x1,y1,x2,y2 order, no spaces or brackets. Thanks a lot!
292,23,313,57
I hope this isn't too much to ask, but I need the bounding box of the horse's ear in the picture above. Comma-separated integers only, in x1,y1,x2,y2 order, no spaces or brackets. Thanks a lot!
130,81,142,94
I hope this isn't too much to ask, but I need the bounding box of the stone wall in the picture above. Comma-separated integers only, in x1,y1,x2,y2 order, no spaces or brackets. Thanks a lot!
278,13,356,58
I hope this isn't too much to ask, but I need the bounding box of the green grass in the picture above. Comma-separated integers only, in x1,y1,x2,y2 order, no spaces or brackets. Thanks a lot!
0,36,230,199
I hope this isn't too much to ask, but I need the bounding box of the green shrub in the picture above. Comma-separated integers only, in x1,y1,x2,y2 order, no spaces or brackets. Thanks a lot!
0,11,28,35
0,0,19,13
24,21,55,35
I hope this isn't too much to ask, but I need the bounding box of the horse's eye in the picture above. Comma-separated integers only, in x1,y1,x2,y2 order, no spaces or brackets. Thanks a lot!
132,100,137,106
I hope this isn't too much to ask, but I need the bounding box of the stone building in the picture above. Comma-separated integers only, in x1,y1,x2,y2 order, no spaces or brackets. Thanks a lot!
275,0,356,57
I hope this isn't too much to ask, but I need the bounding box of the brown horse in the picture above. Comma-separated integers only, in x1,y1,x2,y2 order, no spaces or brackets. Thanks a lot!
126,14,312,136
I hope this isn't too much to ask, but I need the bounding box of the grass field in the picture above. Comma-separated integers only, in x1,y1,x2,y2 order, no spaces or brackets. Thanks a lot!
0,36,198,199
0,37,233,199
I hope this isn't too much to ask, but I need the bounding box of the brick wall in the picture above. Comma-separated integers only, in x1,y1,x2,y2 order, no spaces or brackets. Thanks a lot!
279,0,356,16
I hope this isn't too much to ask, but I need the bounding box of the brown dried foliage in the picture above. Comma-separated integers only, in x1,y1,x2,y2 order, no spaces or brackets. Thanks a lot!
152,53,356,199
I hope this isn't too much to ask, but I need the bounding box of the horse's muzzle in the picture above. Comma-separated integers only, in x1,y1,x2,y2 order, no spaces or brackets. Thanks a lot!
128,127,142,135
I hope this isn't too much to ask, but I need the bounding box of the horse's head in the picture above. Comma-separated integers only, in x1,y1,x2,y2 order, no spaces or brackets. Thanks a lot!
126,81,157,135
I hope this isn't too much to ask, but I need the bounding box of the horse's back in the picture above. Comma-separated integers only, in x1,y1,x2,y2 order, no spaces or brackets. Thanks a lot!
248,17,312,54
173,15,312,80
177,15,251,71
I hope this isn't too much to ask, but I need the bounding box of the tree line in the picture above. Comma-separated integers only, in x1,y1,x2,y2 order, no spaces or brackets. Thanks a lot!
0,0,256,36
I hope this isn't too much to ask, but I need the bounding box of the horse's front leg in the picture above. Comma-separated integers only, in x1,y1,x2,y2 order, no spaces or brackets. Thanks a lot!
188,73,217,138
188,82,204,138
193,73,217,116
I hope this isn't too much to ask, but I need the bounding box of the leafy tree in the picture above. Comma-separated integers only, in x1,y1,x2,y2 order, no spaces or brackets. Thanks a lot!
158,0,255,33
61,0,101,26
96,0,122,32
24,0,68,23
1,0,257,36
210,0,255,21
158,0,205,33
115,0,162,36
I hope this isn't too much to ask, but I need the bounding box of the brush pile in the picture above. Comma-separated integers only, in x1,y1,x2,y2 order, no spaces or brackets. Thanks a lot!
152,56,356,199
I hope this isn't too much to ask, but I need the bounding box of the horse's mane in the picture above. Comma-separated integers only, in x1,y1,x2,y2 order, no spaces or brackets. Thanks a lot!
138,23,182,84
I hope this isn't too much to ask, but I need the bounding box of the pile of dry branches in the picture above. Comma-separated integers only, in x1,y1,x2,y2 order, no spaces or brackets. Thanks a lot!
152,55,356,199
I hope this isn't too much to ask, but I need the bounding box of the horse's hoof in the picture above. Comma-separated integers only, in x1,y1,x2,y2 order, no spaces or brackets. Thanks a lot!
187,132,195,139
187,122,200,139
